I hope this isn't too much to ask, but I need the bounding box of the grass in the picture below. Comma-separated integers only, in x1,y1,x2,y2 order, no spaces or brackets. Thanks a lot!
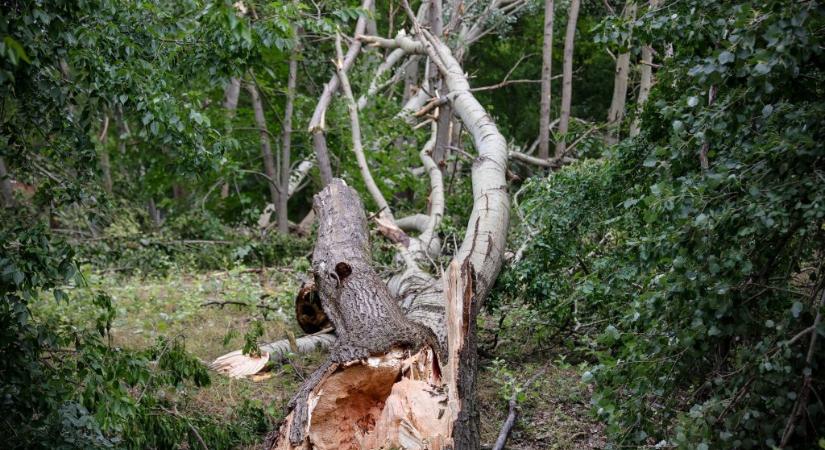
32,261,605,448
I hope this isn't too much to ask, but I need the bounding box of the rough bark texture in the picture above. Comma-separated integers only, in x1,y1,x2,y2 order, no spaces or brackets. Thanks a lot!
268,13,512,449
606,2,637,144
247,82,280,205
278,179,438,448
308,0,374,186
554,0,580,158
538,0,554,161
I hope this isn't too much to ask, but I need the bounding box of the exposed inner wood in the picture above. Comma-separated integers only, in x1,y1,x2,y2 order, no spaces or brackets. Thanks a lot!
272,348,452,450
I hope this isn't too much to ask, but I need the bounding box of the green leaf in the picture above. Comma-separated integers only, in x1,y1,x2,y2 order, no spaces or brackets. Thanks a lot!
3,36,31,64
718,51,735,64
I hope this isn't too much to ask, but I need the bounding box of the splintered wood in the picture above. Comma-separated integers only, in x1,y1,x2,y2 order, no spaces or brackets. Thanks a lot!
272,348,452,450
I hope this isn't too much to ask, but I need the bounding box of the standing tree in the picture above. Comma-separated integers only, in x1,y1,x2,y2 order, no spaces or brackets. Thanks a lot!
606,1,637,144
247,80,280,207
554,0,581,158
538,0,555,161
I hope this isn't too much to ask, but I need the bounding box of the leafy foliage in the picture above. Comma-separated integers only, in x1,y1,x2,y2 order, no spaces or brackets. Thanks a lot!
494,0,825,448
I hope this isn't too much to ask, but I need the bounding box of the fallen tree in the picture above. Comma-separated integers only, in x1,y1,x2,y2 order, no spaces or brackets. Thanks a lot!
212,2,522,447
264,25,509,450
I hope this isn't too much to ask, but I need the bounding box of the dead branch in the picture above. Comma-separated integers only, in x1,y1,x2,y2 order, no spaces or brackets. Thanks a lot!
200,300,279,312
492,366,548,450
308,0,375,185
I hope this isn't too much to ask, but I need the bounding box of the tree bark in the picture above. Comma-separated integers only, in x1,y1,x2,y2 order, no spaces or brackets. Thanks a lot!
246,82,280,205
223,77,241,114
334,34,394,225
629,0,658,137
269,27,510,450
538,0,555,161
606,2,637,144
307,0,375,186
0,156,15,208
554,0,580,158
279,41,299,234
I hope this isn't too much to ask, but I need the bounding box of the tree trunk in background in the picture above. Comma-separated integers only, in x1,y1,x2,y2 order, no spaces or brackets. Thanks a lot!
223,77,241,113
630,0,658,137
606,2,637,144
221,77,241,199
246,82,280,205
147,198,161,228
98,115,113,194
279,41,299,234
538,0,555,161
0,156,15,208
554,0,580,158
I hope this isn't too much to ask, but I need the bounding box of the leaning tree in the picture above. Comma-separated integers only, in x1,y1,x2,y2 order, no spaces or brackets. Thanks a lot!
213,1,532,448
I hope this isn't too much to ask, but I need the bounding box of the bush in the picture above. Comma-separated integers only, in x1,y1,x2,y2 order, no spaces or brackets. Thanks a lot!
494,1,825,448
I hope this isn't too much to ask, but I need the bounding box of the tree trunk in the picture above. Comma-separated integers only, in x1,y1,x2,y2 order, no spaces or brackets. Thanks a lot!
630,0,658,137
270,28,509,450
308,0,375,186
98,115,113,194
223,77,241,113
147,198,161,228
279,40,299,234
0,156,15,208
246,82,280,205
538,0,555,161
606,2,637,144
554,0,580,158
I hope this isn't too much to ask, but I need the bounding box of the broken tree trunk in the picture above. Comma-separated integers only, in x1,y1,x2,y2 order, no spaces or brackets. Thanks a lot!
269,179,440,449
269,25,509,449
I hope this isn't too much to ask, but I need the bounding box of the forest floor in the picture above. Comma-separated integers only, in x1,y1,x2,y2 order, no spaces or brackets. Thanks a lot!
35,263,605,449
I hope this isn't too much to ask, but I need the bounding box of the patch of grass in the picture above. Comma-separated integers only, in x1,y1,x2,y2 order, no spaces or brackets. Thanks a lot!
31,260,320,447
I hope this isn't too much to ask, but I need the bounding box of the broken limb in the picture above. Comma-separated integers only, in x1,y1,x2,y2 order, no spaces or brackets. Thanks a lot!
269,21,509,448
308,0,375,186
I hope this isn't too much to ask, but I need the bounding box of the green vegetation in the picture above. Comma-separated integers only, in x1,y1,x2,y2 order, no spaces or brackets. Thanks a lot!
2,0,823,448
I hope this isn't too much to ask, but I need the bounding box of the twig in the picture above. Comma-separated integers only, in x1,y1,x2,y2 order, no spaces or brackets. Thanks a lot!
780,288,824,447
201,300,279,312
493,365,549,450
159,406,209,450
